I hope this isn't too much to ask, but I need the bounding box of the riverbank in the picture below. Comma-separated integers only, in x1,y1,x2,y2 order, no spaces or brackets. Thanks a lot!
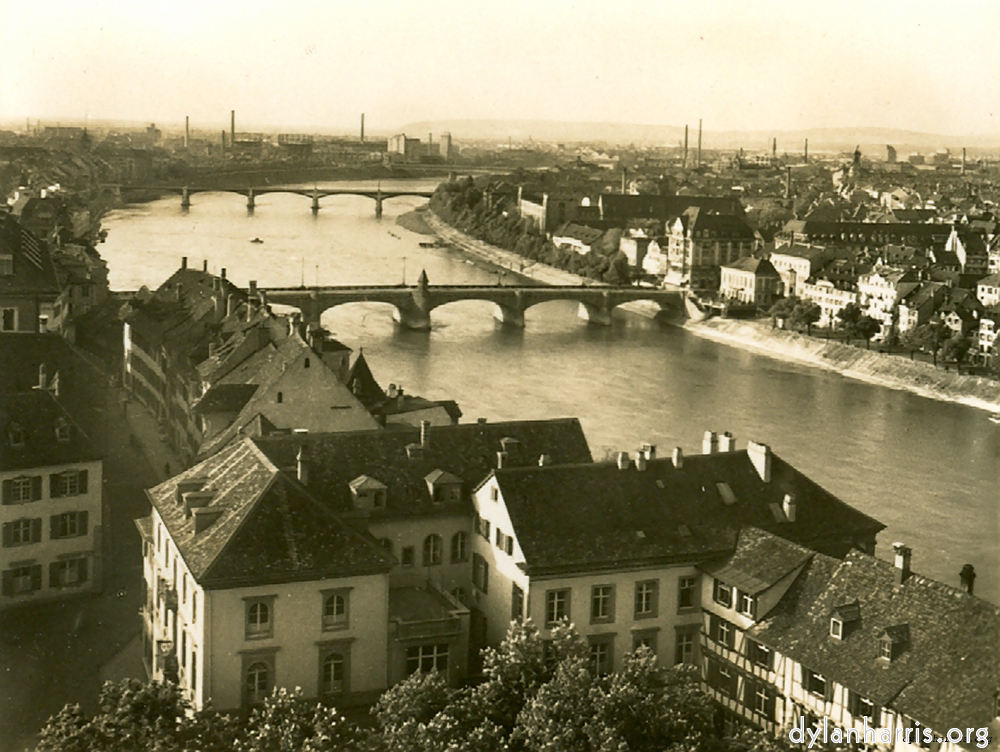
425,208,1000,413
395,207,435,235
686,317,1000,412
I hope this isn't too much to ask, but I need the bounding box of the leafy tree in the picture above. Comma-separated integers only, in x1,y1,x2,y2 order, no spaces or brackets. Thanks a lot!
789,300,822,336
241,687,360,752
372,671,452,752
900,322,949,364
603,251,632,286
941,333,972,365
855,316,882,349
513,656,595,752
836,302,863,333
768,296,799,326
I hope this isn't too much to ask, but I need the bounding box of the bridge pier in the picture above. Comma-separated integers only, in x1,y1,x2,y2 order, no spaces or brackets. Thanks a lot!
311,193,320,214
375,191,383,219
181,188,190,210
246,189,255,213
493,304,525,328
392,304,431,331
578,302,613,326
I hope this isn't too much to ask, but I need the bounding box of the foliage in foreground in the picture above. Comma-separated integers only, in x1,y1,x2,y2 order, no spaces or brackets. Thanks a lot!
37,622,795,752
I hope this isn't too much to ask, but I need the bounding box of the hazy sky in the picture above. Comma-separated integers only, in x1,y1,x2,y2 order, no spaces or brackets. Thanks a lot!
2,0,997,136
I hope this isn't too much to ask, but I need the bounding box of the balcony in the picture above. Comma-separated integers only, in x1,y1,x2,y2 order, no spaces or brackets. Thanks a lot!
390,584,467,641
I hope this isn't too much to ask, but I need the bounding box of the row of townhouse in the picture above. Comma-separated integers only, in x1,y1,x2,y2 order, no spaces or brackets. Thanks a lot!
701,534,999,751
140,422,894,714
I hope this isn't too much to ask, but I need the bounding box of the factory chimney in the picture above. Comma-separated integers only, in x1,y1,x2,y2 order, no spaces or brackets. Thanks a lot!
683,125,689,168
231,110,235,145
697,119,702,168
361,113,365,142
185,116,189,149
804,138,809,163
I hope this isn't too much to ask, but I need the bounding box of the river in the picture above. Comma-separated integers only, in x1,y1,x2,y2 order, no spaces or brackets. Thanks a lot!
100,183,1000,604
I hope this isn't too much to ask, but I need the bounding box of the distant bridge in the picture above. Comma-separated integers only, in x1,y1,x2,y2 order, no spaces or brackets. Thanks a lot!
255,274,686,330
159,185,434,216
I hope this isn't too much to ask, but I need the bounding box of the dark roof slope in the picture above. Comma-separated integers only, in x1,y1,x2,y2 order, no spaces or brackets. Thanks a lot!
0,215,61,296
253,418,592,520
0,391,101,471
493,449,884,575
344,351,386,410
750,551,1000,733
146,438,392,589
699,526,814,596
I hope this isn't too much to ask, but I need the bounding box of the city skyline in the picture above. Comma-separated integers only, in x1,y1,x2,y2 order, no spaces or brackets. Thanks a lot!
2,0,998,138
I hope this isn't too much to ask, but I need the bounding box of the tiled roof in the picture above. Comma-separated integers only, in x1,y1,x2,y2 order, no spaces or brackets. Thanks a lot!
0,216,61,296
599,194,744,223
253,418,592,520
750,551,1000,733
0,391,100,471
492,449,884,576
344,351,385,410
698,527,814,596
722,257,779,276
192,384,258,415
146,438,393,589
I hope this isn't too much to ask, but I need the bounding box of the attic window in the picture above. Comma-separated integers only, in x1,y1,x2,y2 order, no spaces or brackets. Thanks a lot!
830,617,843,639
276,392,283,403
8,424,26,449
677,524,692,537
716,482,737,505
0,254,12,275
304,357,310,369
55,418,70,442
348,475,387,511
878,638,893,661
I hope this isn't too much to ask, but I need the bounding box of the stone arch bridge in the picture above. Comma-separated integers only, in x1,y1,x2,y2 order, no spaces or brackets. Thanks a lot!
255,274,686,330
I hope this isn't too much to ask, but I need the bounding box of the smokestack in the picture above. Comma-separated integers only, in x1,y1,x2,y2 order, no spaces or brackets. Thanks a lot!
621,167,627,194
202,259,208,272
616,452,630,470
959,564,976,594
221,130,226,151
697,119,702,168
182,256,188,270
804,138,809,163
360,113,365,142
719,432,735,452
962,148,966,175
683,125,689,168
785,166,792,199
772,137,777,158
420,420,430,448
231,110,235,146
893,543,912,584
185,116,189,149
672,447,684,468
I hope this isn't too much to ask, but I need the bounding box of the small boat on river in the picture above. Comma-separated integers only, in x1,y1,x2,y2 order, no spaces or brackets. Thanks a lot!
249,237,264,244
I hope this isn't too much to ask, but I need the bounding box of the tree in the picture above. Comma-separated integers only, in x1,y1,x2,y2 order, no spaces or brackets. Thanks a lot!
513,656,595,752
836,302,863,339
241,687,361,752
900,322,949,364
768,296,799,327
603,251,632,286
789,301,822,336
942,333,973,366
855,316,882,349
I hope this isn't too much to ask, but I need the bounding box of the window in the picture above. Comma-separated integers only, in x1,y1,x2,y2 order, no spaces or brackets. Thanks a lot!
495,528,504,548
804,668,827,697
304,357,310,369
635,580,658,618
450,531,468,563
490,486,499,502
2,564,42,596
2,476,40,504
675,630,695,665
423,534,442,566
848,690,877,721
55,419,71,442
878,638,892,661
677,576,696,610
633,630,658,656
245,598,274,639
718,664,735,697
50,511,88,540
546,589,570,625
401,546,415,567
190,649,197,693
709,614,737,649
472,554,489,593
737,591,757,618
744,678,777,718
7,426,26,450
276,392,283,403
406,643,448,675
2,308,17,332
477,515,491,541
50,470,88,498
322,590,349,630
3,518,41,547
830,617,843,639
245,661,271,704
713,579,733,608
321,651,346,694
589,639,613,675
511,583,524,621
0,254,12,275
591,585,614,623
49,558,88,588
746,639,773,671
379,538,394,556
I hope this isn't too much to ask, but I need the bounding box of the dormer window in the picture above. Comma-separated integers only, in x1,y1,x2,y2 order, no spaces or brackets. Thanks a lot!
348,475,387,511
713,579,733,608
830,601,860,639
878,638,893,661
877,624,909,662
424,470,462,505
8,424,26,449
55,418,70,442
830,617,843,639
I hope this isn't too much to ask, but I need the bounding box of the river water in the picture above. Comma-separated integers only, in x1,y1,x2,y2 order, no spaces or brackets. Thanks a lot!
101,183,1000,604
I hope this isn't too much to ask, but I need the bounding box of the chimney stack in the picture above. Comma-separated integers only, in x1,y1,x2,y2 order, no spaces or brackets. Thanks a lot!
220,268,226,280
747,441,772,482
785,166,792,199
672,447,684,468
961,148,966,175
360,113,365,142
804,138,809,163
420,420,430,448
782,493,797,522
702,430,718,455
959,564,976,594
617,451,630,470
640,443,656,461
893,543,912,584
497,451,508,469
297,444,309,485
697,118,702,168
226,294,236,317
538,454,552,467
231,110,235,146
719,432,735,452
249,280,257,296
635,452,647,471
683,125,689,168
182,256,188,270
38,364,47,390
203,259,208,272
185,116,189,148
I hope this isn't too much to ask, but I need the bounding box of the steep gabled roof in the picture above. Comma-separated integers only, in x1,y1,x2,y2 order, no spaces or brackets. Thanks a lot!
750,551,1000,734
344,351,385,410
253,418,592,520
698,526,814,596
146,438,393,589
0,390,101,471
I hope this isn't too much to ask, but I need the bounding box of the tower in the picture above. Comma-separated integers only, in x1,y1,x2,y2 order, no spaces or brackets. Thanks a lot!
683,125,689,168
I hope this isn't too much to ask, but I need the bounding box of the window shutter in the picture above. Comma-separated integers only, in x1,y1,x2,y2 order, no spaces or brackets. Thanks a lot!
50,474,61,498
79,558,88,584
824,679,834,703
79,511,88,536
766,689,777,719
30,565,42,592
1,523,10,548
50,515,60,540
78,471,88,494
32,476,42,500
2,480,11,505
1,570,12,596
743,677,755,707
730,669,739,698
49,562,59,588
31,518,42,543
482,561,489,594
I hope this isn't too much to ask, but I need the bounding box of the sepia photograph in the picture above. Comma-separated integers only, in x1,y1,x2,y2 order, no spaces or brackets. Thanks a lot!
0,1,998,750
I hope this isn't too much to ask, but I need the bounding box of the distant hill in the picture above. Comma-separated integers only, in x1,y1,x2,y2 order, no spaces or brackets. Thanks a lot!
398,119,998,155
